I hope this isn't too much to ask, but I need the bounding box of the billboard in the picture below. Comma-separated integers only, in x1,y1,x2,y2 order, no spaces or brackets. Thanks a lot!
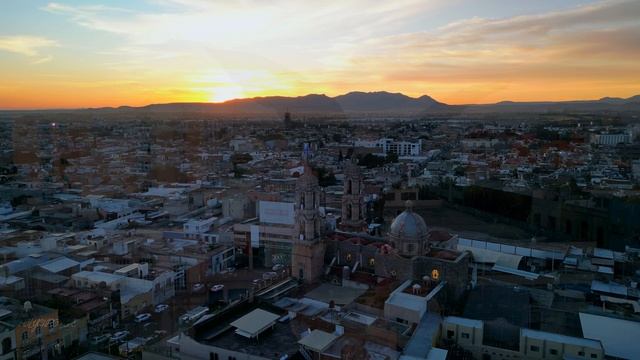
259,201,295,225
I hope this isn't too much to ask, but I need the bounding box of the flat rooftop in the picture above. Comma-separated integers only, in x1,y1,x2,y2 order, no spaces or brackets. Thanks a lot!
304,283,366,306
192,303,299,359
230,308,279,339
298,330,338,353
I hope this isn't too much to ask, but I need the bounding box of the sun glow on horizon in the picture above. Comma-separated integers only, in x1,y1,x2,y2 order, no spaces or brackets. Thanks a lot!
1,0,639,109
208,86,246,103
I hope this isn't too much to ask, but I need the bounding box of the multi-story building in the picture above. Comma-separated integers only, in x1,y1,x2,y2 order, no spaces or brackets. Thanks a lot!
0,297,62,360
233,200,296,268
355,138,422,156
71,269,175,319
0,321,16,360
591,132,631,146
442,316,604,360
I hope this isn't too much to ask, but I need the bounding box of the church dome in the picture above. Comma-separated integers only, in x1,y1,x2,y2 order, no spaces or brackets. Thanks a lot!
388,201,429,256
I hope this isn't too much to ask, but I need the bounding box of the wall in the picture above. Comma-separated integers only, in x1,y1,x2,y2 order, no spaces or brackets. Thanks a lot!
0,326,16,360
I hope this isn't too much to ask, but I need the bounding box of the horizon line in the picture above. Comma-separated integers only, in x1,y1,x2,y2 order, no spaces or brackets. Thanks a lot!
1,90,638,112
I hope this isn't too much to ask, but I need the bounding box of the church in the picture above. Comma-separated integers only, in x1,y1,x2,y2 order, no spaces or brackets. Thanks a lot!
291,159,471,299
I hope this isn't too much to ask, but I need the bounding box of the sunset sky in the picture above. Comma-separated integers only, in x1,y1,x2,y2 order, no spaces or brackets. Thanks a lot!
1,0,639,109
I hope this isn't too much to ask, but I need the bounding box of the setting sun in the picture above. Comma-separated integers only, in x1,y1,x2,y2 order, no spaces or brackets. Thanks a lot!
208,86,246,103
1,0,639,109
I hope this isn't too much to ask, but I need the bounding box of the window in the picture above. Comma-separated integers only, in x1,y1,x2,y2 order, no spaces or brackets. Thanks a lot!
446,330,454,339
2,337,11,355
368,258,375,266
549,349,558,355
35,326,42,336
461,332,470,339
530,345,540,352
431,269,440,280
228,357,236,360
578,351,585,356
590,354,598,359
21,331,28,341
209,353,218,360
48,319,56,329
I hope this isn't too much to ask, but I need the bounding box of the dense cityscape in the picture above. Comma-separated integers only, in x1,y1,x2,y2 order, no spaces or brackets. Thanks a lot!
0,106,639,359
2,0,640,359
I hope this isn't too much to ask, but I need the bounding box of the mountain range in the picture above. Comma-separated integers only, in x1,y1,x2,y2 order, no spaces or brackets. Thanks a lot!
83,91,640,114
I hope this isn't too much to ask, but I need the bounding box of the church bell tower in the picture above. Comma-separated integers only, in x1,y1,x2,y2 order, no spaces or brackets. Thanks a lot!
339,158,366,232
292,162,326,283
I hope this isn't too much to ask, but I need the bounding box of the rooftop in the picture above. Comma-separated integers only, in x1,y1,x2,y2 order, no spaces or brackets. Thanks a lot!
230,308,280,339
39,256,79,273
298,329,338,353
192,303,299,359
0,297,57,326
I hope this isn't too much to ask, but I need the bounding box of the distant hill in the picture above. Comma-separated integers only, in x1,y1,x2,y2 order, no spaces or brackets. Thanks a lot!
100,91,446,114
114,94,342,114
334,91,446,112
455,95,640,113
4,91,639,114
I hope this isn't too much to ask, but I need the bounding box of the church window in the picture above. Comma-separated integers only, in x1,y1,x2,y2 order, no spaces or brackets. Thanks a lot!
431,269,440,280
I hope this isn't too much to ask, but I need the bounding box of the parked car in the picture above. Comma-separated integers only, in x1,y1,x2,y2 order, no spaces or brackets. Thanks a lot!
154,304,169,313
192,283,205,292
90,334,110,345
272,264,284,271
110,331,130,343
262,271,277,280
134,313,151,323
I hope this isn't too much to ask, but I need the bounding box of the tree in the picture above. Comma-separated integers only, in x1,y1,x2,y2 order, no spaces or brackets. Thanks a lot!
385,152,398,163
230,153,253,165
314,166,337,187
358,153,385,168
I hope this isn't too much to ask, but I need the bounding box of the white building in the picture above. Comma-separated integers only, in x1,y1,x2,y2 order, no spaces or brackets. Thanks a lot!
72,269,175,317
591,132,631,146
183,217,216,239
355,138,422,156
443,316,604,360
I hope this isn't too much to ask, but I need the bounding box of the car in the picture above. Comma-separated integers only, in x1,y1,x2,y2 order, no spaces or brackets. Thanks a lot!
110,331,130,343
192,283,205,292
227,266,236,273
154,304,169,313
262,271,277,280
210,284,224,292
90,334,110,345
272,264,284,271
134,313,151,323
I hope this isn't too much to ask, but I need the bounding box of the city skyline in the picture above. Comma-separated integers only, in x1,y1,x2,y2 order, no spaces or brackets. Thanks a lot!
1,0,640,109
